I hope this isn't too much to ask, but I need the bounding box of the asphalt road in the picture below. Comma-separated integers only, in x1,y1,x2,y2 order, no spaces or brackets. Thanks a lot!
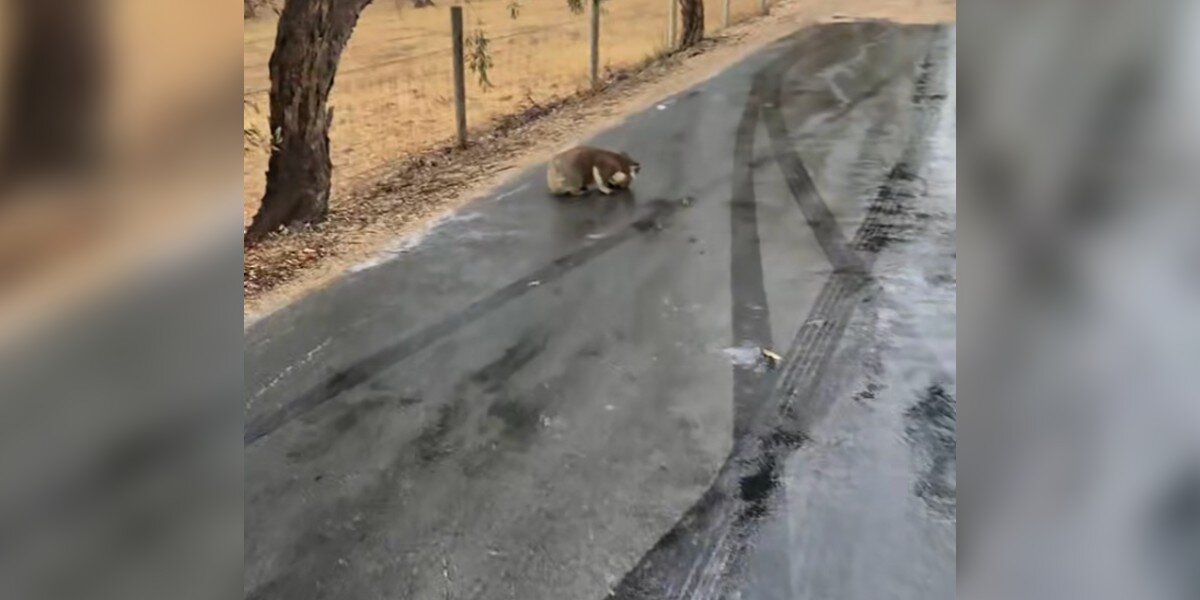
245,20,956,600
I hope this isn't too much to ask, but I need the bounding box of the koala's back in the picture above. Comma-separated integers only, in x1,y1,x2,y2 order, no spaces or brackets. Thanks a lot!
547,146,599,194
592,152,624,176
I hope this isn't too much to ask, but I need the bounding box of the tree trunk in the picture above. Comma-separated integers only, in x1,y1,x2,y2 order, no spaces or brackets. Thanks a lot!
678,0,704,48
245,0,373,246
0,0,103,191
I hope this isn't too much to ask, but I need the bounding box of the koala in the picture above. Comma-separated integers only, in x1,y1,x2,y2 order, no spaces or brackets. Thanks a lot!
546,146,641,196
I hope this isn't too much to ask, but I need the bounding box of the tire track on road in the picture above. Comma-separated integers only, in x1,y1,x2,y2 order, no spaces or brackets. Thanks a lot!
609,23,950,600
245,198,686,446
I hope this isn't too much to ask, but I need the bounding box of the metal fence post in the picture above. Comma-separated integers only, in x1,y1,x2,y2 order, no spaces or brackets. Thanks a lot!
723,0,730,28
590,0,601,88
668,0,677,49
451,6,467,148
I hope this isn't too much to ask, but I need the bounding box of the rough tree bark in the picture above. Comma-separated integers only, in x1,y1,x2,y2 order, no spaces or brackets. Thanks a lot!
678,0,704,48
245,0,374,245
0,0,103,190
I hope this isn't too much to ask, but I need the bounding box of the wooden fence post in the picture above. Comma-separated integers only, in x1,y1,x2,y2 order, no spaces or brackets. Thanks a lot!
723,0,730,28
451,6,467,148
590,0,601,88
761,0,768,16
668,0,677,49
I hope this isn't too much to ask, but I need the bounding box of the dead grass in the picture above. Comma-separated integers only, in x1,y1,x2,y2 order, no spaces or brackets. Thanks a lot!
243,0,956,322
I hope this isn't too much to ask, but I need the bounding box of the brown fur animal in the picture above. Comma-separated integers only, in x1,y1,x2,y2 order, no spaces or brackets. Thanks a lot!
546,146,640,196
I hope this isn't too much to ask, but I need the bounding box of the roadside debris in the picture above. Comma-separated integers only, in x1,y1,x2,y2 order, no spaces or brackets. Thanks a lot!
722,345,783,371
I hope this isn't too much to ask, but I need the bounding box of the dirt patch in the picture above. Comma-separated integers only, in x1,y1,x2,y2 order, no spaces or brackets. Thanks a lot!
244,0,956,323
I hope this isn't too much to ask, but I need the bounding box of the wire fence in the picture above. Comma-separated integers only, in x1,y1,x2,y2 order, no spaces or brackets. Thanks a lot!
242,0,765,222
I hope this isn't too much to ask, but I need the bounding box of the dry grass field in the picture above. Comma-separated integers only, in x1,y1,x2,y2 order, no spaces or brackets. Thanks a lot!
242,0,767,225
243,0,956,227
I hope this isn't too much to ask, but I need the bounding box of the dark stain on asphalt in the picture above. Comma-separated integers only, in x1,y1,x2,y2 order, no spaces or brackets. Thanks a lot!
738,457,780,520
904,383,957,518
332,411,358,433
415,401,463,463
856,162,922,253
488,397,542,440
285,395,397,463
251,335,550,600
418,334,547,463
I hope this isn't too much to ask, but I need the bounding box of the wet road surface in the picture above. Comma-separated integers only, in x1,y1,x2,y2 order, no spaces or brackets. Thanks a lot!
245,20,956,600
